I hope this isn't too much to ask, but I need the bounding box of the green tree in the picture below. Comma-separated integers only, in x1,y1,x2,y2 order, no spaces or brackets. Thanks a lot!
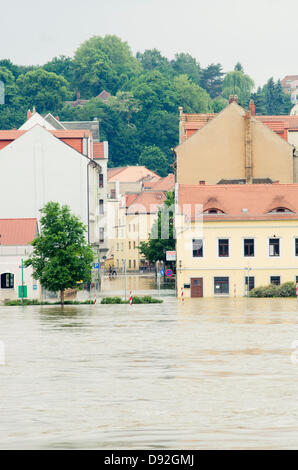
222,69,254,107
234,62,244,72
200,63,224,98
171,53,201,85
43,55,75,86
139,191,175,264
17,69,70,113
107,91,141,125
250,87,267,114
173,74,213,113
25,202,94,305
136,49,170,74
0,66,19,105
212,96,228,113
139,145,169,177
74,35,141,97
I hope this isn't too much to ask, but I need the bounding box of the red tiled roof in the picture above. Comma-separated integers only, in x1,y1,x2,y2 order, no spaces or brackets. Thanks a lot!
125,193,139,207
0,218,37,245
108,166,160,183
93,142,105,159
181,111,298,141
127,191,166,214
179,184,298,221
148,174,175,191
0,129,91,140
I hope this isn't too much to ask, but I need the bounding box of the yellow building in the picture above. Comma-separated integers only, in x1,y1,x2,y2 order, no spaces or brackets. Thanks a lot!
176,184,298,298
174,100,295,185
113,191,167,272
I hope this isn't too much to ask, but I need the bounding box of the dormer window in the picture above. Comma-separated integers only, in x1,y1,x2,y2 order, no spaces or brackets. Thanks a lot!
203,208,225,214
269,207,294,214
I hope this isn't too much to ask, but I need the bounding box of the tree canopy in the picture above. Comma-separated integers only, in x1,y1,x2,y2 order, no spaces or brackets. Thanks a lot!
0,36,294,169
25,202,94,305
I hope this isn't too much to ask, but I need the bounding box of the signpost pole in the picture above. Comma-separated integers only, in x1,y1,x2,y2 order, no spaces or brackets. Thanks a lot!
21,258,24,305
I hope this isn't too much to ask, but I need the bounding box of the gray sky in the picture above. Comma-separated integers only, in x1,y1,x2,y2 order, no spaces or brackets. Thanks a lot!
1,0,297,87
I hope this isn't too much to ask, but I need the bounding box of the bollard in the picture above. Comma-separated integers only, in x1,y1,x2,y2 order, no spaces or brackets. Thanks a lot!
130,290,133,306
181,287,184,302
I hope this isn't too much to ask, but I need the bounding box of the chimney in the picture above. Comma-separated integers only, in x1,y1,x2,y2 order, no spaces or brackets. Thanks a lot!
27,109,32,120
249,99,256,116
55,116,60,121
229,94,239,104
77,91,80,100
245,111,252,183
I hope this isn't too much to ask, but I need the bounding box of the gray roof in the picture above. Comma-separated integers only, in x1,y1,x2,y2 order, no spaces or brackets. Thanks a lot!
61,120,100,142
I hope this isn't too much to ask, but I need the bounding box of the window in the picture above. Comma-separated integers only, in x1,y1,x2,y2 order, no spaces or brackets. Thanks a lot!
295,238,298,256
110,189,116,199
99,174,103,188
192,239,203,257
269,238,280,256
245,276,255,291
133,242,136,249
218,239,229,257
99,199,104,215
214,277,229,295
129,260,131,269
1,273,14,289
129,241,131,250
270,276,280,286
133,260,136,269
99,228,104,243
244,238,254,257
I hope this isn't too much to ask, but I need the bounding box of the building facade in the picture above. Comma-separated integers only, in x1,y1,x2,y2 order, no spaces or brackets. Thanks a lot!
176,184,298,298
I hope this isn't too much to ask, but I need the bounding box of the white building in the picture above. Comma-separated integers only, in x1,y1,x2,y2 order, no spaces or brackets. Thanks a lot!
0,218,39,302
0,124,100,247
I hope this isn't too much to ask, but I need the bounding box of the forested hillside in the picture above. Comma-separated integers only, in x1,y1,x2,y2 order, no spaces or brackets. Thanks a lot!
0,35,292,173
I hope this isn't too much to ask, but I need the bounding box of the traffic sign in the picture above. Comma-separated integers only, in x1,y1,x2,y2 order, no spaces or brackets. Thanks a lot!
166,251,176,261
160,268,165,276
166,269,173,278
93,262,100,269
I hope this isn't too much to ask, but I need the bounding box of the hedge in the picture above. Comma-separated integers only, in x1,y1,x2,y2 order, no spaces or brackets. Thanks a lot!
101,296,163,304
249,281,296,298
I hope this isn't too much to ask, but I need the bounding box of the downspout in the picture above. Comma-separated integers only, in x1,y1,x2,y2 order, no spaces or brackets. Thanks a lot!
87,161,90,244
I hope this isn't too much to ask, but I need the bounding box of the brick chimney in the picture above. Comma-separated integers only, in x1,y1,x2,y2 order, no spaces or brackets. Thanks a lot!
55,116,60,121
27,109,32,120
249,99,256,116
229,94,239,104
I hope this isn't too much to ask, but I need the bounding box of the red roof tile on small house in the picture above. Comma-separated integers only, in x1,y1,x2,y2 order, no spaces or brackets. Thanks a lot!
0,218,38,245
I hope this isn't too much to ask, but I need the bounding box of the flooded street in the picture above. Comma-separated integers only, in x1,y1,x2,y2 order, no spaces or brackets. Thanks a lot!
1,291,298,449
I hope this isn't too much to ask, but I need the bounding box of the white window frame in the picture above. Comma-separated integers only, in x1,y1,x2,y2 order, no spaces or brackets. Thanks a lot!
242,237,256,258
192,238,205,259
267,237,281,258
217,237,231,259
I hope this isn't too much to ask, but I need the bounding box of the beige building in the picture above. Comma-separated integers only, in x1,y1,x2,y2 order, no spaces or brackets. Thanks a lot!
174,100,296,185
176,183,298,298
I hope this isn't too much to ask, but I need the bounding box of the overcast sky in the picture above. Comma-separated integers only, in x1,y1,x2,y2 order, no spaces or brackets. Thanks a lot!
1,0,297,87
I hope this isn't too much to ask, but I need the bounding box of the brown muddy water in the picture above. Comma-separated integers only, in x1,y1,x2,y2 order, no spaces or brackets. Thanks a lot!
1,295,298,449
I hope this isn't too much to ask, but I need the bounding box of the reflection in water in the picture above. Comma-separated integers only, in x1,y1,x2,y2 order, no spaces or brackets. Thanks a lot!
1,297,298,449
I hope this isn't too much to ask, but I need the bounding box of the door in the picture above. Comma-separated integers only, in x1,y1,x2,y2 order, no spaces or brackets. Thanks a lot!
191,278,203,297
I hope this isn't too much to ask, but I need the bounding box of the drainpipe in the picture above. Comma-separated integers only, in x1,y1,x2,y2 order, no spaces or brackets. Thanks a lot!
245,110,252,184
87,162,90,244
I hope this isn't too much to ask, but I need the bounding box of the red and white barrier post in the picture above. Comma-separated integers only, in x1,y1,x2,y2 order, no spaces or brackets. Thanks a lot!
181,287,184,302
94,294,97,305
130,290,133,306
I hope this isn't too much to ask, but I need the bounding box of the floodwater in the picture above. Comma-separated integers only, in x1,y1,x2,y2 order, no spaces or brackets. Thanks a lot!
1,290,298,449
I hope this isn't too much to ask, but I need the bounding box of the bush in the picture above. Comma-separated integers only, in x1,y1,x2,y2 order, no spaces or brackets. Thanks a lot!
250,282,296,298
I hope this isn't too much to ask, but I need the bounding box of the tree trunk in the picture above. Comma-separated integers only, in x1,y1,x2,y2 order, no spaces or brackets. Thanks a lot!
60,289,65,306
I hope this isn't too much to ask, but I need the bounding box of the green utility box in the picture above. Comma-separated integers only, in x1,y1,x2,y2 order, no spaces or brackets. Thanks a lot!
18,285,28,298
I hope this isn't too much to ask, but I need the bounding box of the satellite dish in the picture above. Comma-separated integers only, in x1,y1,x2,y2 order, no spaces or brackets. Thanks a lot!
0,81,5,105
